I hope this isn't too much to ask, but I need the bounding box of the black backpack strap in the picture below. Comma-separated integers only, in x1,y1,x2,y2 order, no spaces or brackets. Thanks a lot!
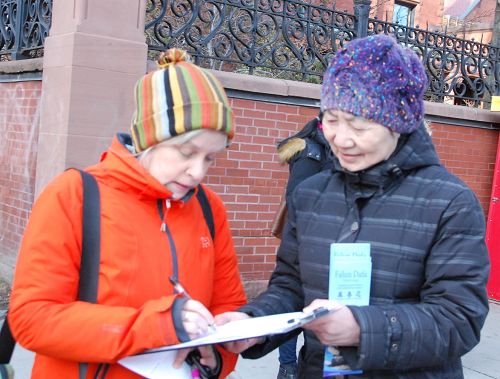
0,170,101,376
196,185,215,241
77,170,101,303
0,313,15,364
76,170,101,379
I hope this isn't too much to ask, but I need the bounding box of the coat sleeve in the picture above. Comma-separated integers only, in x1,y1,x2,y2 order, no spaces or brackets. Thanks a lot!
239,192,305,359
8,170,181,362
285,140,323,204
203,187,247,377
341,188,490,371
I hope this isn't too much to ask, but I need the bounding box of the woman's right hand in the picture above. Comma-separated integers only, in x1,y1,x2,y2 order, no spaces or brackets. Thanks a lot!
214,312,265,353
181,299,216,340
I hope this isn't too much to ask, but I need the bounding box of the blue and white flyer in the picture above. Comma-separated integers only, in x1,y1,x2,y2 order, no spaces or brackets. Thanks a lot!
323,243,372,377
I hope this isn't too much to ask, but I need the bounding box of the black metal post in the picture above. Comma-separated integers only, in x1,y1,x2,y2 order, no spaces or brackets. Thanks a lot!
11,0,26,60
492,0,500,96
353,0,371,38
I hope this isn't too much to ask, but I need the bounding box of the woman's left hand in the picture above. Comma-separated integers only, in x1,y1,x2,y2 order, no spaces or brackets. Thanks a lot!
302,299,360,346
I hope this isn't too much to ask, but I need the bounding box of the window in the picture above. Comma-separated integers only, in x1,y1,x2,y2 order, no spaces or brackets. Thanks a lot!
393,2,415,27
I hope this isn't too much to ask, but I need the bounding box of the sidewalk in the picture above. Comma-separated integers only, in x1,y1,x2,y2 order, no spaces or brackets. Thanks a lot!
5,301,500,378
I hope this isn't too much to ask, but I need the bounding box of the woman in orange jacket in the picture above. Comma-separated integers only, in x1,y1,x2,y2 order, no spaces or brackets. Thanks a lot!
8,49,247,379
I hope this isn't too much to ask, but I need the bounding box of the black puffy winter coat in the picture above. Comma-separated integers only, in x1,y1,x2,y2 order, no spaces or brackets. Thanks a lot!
241,125,490,378
278,121,333,205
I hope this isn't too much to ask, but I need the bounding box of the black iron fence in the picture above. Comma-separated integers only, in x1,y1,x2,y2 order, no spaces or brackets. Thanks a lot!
1,0,499,109
367,17,499,108
0,0,52,60
145,0,499,109
145,0,356,84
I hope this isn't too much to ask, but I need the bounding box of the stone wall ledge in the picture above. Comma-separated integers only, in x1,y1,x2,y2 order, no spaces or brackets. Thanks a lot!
213,68,500,128
0,57,43,74
4,58,498,127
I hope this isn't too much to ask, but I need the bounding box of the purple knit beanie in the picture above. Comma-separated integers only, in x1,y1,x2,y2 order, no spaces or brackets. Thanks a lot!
321,34,428,134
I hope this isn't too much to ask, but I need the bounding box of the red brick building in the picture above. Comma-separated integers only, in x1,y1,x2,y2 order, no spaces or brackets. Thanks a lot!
307,0,445,29
443,0,497,44
312,0,496,42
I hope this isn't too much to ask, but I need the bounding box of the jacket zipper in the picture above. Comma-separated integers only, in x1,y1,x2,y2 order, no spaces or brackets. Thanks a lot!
157,199,180,284
90,200,177,379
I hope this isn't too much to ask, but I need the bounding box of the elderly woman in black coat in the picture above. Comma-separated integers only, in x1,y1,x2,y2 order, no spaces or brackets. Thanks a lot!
218,34,490,379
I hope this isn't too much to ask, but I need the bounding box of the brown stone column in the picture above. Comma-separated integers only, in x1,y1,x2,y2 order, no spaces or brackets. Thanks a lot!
35,0,147,195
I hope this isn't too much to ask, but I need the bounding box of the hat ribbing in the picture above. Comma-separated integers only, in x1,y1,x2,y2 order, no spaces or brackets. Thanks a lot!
131,48,234,153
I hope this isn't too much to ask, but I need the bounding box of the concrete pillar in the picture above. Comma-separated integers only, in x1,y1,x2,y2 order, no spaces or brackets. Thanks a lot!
35,0,147,195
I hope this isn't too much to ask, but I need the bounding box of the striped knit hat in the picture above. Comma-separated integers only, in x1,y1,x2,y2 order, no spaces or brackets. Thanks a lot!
131,48,234,153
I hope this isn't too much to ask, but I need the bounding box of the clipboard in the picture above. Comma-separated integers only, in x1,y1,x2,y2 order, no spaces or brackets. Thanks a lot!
140,307,336,354
119,307,337,378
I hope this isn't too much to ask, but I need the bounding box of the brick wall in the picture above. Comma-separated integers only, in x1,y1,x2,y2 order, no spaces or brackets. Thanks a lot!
431,122,498,216
205,100,499,294
0,81,41,282
204,99,320,292
0,80,498,295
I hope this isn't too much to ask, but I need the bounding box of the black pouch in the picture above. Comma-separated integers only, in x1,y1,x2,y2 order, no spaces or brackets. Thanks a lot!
186,348,221,379
0,365,14,379
0,315,15,379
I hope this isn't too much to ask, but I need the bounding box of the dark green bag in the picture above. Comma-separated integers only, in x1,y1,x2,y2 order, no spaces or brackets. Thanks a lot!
0,310,15,378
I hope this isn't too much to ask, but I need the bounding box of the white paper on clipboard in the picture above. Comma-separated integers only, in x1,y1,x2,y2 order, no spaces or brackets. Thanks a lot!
119,307,337,378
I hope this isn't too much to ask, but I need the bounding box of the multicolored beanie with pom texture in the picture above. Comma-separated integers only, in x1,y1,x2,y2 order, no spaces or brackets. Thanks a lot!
131,48,234,153
321,34,428,134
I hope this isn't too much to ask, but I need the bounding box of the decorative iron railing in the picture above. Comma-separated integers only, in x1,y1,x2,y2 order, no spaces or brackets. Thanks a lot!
0,0,52,60
145,0,356,84
145,0,500,109
1,0,499,109
368,18,500,108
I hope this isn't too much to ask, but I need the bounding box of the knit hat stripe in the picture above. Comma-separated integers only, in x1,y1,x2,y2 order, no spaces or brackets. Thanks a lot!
203,73,226,131
141,73,156,149
205,73,232,136
182,63,216,130
131,77,145,150
168,65,186,136
177,64,202,133
151,70,170,142
202,73,223,130
162,67,177,139
206,74,232,134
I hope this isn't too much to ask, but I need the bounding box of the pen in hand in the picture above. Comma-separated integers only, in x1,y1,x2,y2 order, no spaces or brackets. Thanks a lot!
169,276,217,334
